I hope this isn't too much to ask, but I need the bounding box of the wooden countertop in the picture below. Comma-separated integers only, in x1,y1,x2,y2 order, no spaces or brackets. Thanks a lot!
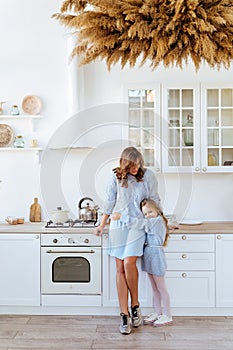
0,221,233,234
169,221,233,234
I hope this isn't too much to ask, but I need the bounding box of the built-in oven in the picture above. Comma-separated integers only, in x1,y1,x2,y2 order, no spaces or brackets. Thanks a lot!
41,231,101,295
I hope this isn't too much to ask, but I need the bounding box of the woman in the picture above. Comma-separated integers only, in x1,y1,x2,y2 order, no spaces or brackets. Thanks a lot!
94,147,161,335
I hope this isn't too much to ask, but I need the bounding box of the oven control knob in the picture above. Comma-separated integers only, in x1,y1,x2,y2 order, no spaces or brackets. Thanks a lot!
84,238,89,244
53,239,58,244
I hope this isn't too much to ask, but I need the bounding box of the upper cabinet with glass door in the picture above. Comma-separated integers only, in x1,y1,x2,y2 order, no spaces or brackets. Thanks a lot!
126,85,161,172
201,85,233,172
162,85,200,173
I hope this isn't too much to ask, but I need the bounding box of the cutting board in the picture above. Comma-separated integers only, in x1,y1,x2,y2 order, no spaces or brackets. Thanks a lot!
29,197,41,222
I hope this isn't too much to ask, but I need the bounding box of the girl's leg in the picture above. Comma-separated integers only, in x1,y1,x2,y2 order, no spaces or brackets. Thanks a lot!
148,273,162,315
115,258,129,315
153,275,171,316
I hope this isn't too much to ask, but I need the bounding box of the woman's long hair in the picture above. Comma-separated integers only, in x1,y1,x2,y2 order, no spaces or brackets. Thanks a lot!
141,199,169,247
113,147,145,187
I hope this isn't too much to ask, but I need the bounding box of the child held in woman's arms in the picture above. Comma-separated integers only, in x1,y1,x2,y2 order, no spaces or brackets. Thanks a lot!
111,199,173,327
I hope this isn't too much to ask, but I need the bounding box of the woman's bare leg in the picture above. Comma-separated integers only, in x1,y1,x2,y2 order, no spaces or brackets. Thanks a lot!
115,258,129,314
124,256,139,307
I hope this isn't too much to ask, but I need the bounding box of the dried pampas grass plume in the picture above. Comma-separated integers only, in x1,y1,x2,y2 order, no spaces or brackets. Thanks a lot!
52,0,233,70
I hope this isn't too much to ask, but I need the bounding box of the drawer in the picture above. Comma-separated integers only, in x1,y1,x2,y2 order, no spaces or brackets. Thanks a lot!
166,252,215,270
166,271,215,307
165,234,215,252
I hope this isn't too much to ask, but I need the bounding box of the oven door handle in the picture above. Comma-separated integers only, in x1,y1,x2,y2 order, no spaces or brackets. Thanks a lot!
46,249,96,254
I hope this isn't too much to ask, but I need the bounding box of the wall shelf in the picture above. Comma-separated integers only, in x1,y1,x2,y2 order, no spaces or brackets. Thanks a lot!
0,115,42,131
0,115,42,121
0,147,43,163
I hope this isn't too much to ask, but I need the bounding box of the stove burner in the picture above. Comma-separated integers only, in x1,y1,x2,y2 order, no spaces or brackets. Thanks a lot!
45,219,97,228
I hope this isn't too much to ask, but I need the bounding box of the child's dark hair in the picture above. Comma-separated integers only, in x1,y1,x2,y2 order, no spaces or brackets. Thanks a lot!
141,199,169,246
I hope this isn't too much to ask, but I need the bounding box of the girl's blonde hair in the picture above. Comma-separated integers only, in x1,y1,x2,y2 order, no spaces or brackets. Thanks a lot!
141,199,169,246
113,147,145,187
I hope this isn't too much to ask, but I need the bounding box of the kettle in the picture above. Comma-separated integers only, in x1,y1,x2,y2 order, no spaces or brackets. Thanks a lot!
78,197,98,222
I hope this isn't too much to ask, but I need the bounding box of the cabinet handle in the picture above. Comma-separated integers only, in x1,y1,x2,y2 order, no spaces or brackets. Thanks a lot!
182,273,187,278
217,235,222,240
34,235,39,239
182,235,186,240
195,167,200,172
103,234,108,239
155,168,160,173
202,167,207,172
182,254,187,259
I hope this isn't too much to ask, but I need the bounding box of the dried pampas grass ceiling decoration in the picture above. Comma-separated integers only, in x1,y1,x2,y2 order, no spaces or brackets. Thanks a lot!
52,0,233,70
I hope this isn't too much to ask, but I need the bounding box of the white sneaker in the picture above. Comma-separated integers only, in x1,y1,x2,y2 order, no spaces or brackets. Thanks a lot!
131,304,142,327
119,313,131,335
153,314,173,327
143,313,159,325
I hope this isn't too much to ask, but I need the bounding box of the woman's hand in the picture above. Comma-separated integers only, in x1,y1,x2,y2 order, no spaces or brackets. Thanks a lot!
94,226,104,236
111,212,121,220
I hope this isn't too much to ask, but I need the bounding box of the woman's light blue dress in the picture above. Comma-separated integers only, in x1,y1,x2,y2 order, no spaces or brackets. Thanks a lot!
103,169,160,260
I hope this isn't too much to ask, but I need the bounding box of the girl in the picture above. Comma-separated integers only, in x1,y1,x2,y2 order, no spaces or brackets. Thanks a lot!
139,199,172,327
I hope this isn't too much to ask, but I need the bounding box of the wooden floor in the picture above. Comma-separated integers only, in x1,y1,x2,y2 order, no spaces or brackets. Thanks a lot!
0,315,232,349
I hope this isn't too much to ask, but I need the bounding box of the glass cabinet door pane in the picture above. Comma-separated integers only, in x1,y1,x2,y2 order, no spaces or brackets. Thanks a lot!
128,129,141,147
207,89,219,107
142,129,154,147
169,129,180,147
128,90,141,108
182,89,193,107
142,110,154,127
142,90,155,108
208,129,219,146
222,149,233,166
143,149,154,167
168,89,180,107
221,89,233,106
221,109,233,126
168,149,180,166
128,110,140,127
182,149,194,166
222,129,233,146
207,110,219,126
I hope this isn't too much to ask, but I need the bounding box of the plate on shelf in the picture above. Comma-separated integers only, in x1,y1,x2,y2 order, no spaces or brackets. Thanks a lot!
0,124,14,147
21,95,42,115
179,220,203,225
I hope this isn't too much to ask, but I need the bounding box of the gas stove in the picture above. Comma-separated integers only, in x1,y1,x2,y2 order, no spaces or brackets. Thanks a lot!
45,219,97,229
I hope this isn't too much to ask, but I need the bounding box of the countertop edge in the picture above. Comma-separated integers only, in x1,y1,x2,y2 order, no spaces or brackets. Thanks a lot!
0,221,233,234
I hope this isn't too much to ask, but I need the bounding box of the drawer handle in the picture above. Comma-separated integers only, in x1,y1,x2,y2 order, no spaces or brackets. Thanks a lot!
182,273,187,278
182,235,186,240
217,235,222,240
182,254,187,259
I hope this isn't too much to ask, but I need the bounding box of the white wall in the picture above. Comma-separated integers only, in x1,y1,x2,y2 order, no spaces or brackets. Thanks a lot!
0,0,232,222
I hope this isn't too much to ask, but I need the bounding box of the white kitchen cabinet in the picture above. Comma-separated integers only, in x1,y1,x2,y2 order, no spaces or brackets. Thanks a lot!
102,234,152,307
124,84,161,171
164,234,215,307
0,234,40,306
162,84,200,173
216,234,233,307
201,85,233,172
162,84,233,173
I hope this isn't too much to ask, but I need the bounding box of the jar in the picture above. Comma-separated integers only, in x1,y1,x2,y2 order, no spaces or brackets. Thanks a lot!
208,152,217,166
11,105,20,115
184,114,193,146
13,136,25,148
